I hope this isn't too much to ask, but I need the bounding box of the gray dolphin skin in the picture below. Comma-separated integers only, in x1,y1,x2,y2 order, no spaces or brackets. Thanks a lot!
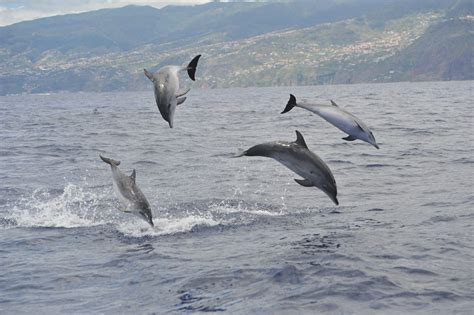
144,55,201,128
235,131,339,205
100,155,154,226
282,94,379,149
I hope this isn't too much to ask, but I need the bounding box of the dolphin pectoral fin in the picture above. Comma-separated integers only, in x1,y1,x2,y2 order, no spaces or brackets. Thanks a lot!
186,55,201,81
232,150,247,158
118,205,132,213
176,88,190,97
294,130,309,149
144,69,156,82
342,135,357,141
294,178,314,187
177,97,187,105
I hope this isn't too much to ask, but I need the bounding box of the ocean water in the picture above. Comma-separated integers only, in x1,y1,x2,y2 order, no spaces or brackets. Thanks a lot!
0,81,473,314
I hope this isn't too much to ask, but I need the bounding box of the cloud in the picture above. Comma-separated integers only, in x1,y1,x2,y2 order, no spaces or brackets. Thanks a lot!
0,0,211,26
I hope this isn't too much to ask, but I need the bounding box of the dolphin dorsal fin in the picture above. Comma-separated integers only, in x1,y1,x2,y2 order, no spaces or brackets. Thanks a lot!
330,100,339,107
294,130,308,149
130,169,136,182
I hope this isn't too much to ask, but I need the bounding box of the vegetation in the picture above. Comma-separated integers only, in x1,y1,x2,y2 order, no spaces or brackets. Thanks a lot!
0,0,471,95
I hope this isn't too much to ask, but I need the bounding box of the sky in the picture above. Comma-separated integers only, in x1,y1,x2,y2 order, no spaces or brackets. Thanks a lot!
0,0,213,26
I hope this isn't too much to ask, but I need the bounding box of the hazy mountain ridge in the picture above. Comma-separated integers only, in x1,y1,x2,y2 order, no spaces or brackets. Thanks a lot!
351,16,474,83
0,0,471,95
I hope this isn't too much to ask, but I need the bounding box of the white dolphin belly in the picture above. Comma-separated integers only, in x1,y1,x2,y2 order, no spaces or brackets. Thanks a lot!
111,170,138,212
304,105,358,135
112,181,132,211
272,151,327,185
159,66,180,94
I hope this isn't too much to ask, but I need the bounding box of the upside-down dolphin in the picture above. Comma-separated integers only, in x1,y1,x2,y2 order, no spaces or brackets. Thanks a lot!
235,130,338,205
144,55,201,128
100,155,154,226
282,94,379,149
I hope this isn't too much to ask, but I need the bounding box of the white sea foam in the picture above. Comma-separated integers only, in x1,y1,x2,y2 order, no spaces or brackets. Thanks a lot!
208,202,284,217
6,183,117,228
4,182,286,236
116,214,221,237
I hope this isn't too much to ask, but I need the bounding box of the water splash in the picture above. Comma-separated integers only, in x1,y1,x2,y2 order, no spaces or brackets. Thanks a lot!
4,183,117,228
116,215,221,237
116,199,286,238
2,183,286,237
208,201,283,217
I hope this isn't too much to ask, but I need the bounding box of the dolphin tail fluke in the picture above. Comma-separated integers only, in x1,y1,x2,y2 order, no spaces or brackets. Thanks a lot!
186,55,201,81
281,94,297,114
100,155,121,166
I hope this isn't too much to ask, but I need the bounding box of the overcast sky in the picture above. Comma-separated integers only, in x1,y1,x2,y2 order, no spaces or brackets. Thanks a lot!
0,0,214,26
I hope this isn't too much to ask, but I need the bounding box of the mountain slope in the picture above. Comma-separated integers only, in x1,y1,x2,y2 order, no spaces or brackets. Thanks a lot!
0,0,469,95
347,1,474,83
356,18,473,82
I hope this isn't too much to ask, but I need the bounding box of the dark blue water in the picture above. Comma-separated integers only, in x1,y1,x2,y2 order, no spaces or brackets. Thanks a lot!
1,81,473,314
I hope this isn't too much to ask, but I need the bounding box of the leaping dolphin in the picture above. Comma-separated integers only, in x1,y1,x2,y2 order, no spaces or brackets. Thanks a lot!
144,55,201,128
282,94,379,149
100,155,154,227
235,130,338,205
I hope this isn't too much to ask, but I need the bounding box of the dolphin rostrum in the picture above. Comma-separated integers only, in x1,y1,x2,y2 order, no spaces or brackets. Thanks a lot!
100,155,154,226
282,94,379,149
144,55,201,128
235,130,338,205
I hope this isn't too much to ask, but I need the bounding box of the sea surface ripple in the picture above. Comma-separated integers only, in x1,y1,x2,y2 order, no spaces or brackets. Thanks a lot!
0,81,473,314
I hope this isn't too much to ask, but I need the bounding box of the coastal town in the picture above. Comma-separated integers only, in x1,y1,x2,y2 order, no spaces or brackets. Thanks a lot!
1,10,468,94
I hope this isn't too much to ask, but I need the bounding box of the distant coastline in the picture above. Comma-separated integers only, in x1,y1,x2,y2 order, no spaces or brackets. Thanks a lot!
0,0,472,95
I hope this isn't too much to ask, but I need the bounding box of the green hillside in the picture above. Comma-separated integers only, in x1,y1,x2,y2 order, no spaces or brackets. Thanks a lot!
0,0,470,95
350,17,474,83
